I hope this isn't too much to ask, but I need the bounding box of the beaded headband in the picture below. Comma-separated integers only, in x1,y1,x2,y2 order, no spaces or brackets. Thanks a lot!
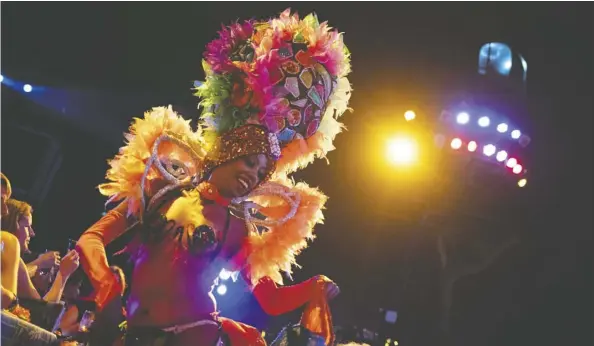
201,124,280,181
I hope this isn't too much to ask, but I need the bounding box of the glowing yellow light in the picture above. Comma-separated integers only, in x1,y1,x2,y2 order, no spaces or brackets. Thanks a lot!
518,178,527,187
404,110,416,121
394,341,399,346
387,137,418,165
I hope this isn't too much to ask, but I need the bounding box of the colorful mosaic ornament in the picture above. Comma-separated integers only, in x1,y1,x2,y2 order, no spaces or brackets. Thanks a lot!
195,8,352,174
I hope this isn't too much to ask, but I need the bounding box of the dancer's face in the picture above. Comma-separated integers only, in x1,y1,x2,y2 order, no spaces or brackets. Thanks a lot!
209,154,269,198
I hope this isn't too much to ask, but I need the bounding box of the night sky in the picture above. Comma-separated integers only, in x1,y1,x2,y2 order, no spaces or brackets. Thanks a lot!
2,2,592,345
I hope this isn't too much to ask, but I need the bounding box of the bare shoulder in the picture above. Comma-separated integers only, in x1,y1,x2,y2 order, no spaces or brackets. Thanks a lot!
1,231,19,249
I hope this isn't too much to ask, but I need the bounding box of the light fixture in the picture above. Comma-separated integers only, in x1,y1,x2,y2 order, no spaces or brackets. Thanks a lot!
216,284,227,295
506,158,518,168
386,137,418,165
483,144,496,156
404,110,416,121
497,123,508,133
496,150,508,162
23,84,33,93
512,164,523,174
219,269,232,281
511,129,521,139
456,112,470,125
450,138,462,150
518,178,527,187
478,116,490,127
467,141,477,152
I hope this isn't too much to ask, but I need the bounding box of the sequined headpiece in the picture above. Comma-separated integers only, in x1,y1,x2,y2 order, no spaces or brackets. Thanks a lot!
196,8,352,175
202,124,280,181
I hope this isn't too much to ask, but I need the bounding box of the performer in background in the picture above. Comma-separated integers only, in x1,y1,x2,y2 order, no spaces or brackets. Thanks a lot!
76,9,352,346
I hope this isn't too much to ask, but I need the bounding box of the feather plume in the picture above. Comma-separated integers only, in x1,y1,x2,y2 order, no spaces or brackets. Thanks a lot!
245,175,328,286
98,106,205,216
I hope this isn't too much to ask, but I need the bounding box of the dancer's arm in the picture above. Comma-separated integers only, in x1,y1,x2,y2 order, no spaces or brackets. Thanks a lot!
76,200,130,310
248,273,330,316
252,276,316,316
246,271,336,344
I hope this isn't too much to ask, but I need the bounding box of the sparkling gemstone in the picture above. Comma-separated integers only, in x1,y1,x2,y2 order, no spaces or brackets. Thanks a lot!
282,61,301,75
303,104,314,123
287,109,302,126
315,84,325,103
314,63,333,100
295,50,314,67
277,128,297,143
307,88,324,109
291,99,308,108
269,67,285,85
299,69,314,89
306,119,320,138
284,77,300,98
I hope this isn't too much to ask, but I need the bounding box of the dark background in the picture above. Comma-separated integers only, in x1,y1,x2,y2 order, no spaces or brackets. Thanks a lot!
2,2,592,345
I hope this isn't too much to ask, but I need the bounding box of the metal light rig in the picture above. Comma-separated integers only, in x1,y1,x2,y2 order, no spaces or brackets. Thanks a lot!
383,43,534,345
403,42,533,226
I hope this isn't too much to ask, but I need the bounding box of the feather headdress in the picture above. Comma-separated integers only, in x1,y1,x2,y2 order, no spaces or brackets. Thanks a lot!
196,8,352,174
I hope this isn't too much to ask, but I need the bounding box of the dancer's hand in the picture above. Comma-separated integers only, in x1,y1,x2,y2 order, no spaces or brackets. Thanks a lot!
316,275,340,300
59,250,80,278
324,281,340,300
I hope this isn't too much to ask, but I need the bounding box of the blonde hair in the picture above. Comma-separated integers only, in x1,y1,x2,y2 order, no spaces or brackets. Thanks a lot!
1,172,12,198
3,199,33,237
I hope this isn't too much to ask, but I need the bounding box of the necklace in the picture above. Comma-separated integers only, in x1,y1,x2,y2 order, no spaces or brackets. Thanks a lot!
197,182,231,207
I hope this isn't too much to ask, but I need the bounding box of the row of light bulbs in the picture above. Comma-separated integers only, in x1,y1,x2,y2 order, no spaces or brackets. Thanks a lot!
455,112,522,139
450,137,528,187
450,137,524,173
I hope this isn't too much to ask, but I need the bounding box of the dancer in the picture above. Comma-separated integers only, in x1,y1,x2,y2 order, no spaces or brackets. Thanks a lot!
77,9,351,346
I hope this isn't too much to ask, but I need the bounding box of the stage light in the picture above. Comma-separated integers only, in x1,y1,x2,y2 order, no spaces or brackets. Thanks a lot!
496,150,508,162
512,164,523,174
518,178,527,187
219,269,232,281
497,123,508,133
506,158,518,168
483,144,496,156
511,129,521,139
216,284,227,296
478,116,490,127
0,75,3,82
386,137,418,165
456,112,470,124
467,141,477,152
404,110,416,121
23,84,32,92
450,138,462,150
